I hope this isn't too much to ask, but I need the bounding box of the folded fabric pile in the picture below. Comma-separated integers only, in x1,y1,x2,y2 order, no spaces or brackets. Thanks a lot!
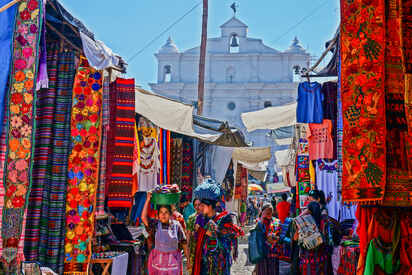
194,178,222,201
153,184,180,194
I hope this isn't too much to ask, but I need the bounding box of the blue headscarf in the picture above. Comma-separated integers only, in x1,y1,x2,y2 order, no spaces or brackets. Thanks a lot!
194,178,222,202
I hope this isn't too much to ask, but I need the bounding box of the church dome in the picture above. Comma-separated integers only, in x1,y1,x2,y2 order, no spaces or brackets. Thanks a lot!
159,37,179,54
284,37,307,54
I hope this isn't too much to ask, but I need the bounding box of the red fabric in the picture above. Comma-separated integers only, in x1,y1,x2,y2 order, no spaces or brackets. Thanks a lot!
276,201,291,223
340,0,387,203
192,227,206,275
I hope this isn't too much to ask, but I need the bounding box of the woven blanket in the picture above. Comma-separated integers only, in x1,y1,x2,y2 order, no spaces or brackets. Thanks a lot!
1,0,43,271
106,78,135,208
382,0,411,206
95,77,110,216
64,66,103,273
170,138,183,187
402,0,412,206
181,137,193,200
341,0,386,203
24,44,75,273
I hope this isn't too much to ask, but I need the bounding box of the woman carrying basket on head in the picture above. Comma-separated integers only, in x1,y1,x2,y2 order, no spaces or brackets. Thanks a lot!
142,191,190,275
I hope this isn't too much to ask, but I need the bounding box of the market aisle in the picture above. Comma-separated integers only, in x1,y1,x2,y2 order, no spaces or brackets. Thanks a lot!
230,242,291,274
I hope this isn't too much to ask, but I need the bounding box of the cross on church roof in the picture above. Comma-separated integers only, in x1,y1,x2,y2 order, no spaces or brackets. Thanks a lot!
230,2,238,15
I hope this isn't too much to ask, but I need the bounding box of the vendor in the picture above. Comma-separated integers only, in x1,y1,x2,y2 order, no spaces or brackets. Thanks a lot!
142,192,190,274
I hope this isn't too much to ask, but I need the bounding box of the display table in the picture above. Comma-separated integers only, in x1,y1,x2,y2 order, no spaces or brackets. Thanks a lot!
90,252,128,275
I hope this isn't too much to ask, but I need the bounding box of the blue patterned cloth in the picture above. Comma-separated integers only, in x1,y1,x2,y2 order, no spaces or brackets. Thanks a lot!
0,0,17,137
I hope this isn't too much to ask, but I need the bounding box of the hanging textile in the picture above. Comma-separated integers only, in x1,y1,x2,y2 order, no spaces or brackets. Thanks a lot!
95,76,110,216
181,137,193,200
401,0,412,207
382,0,411,206
64,65,103,274
159,129,171,185
1,0,43,270
170,138,183,187
0,111,7,258
341,0,386,203
24,44,75,274
296,124,310,209
106,78,135,208
137,116,160,192
0,0,17,138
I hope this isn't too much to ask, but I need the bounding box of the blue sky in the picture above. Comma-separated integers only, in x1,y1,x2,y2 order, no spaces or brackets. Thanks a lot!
60,0,340,89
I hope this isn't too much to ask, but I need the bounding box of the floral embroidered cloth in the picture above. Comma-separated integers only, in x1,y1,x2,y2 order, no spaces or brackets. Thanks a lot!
1,0,42,270
64,66,103,273
341,0,386,203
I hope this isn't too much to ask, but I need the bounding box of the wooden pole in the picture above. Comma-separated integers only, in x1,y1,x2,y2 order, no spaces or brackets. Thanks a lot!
197,0,208,115
0,0,20,13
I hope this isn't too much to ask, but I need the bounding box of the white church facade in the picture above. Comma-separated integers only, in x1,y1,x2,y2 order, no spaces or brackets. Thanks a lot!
149,16,310,149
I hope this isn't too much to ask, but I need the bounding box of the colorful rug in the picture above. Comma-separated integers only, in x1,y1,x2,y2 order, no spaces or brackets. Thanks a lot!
296,124,310,209
95,77,110,216
1,0,43,270
382,0,411,206
341,0,386,203
106,78,135,208
170,138,183,187
24,44,75,273
181,137,193,200
64,66,103,273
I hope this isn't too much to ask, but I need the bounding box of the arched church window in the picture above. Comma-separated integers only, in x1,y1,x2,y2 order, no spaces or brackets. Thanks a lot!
229,34,239,53
226,66,236,83
164,65,171,82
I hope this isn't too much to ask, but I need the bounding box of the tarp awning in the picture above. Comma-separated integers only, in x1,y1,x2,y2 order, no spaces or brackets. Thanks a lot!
232,147,272,163
135,89,247,147
241,102,297,132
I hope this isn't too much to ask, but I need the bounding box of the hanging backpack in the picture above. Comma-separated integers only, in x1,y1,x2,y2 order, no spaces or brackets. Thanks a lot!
248,222,267,264
294,215,323,250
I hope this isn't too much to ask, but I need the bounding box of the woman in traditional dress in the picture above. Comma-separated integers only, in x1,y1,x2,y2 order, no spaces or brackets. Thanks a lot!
297,201,330,275
142,192,190,274
191,179,244,275
255,203,280,275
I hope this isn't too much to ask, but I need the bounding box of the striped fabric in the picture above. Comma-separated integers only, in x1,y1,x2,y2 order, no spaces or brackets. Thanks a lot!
95,77,110,216
24,44,75,274
107,78,135,208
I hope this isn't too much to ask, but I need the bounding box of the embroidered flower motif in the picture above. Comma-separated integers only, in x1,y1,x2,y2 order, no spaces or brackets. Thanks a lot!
22,47,33,59
12,196,25,208
14,59,26,71
18,2,27,12
29,23,37,34
13,83,24,93
27,0,38,11
14,71,25,82
21,102,30,114
24,92,33,104
20,10,30,21
17,24,28,35
15,182,27,196
11,128,22,139
20,124,32,137
11,92,24,105
10,116,23,128
26,34,35,46
21,115,30,125
22,138,31,149
15,159,28,171
30,9,39,20
8,170,18,184
26,70,34,79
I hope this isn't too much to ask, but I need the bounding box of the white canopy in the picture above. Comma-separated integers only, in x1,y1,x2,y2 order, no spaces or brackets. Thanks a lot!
241,102,297,132
135,89,247,147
